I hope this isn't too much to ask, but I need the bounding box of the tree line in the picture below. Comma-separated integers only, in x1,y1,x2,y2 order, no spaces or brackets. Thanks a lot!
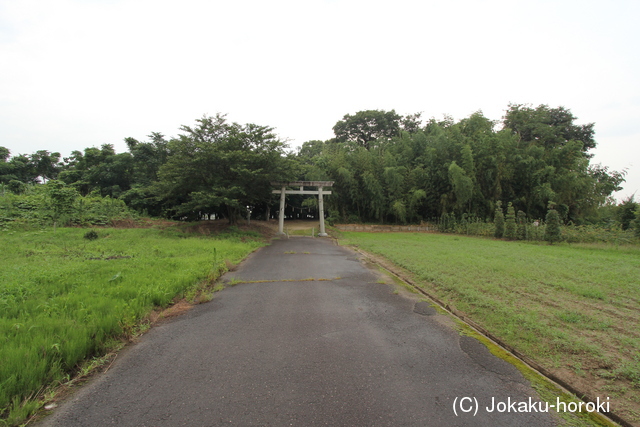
1,105,635,228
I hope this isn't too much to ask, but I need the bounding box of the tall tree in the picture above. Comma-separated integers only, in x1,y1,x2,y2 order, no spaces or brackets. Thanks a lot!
333,110,402,150
154,114,294,223
503,104,595,153
0,147,12,184
30,150,61,182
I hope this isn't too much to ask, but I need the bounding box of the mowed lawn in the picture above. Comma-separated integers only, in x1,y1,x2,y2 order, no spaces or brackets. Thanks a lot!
0,226,264,423
342,231,640,423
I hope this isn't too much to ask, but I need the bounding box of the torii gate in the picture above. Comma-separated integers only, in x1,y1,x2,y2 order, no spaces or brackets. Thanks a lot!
271,181,334,237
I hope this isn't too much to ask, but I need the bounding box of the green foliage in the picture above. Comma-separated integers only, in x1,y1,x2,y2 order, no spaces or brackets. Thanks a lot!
448,161,473,214
436,213,494,236
0,184,133,228
437,212,456,233
332,109,402,150
494,201,504,238
83,230,99,240
634,206,640,239
503,104,596,152
433,211,635,244
153,114,295,224
544,205,562,244
7,180,27,194
0,227,263,422
46,180,78,229
617,196,638,230
516,210,528,241
390,200,407,224
298,105,623,226
1,105,627,229
504,202,516,240
0,147,61,185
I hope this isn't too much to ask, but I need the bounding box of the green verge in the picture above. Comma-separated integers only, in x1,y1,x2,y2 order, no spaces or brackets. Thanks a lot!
0,226,264,425
341,231,640,425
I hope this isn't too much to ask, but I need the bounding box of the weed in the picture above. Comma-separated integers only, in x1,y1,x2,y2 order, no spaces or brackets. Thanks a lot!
83,230,99,240
558,311,588,324
0,226,263,424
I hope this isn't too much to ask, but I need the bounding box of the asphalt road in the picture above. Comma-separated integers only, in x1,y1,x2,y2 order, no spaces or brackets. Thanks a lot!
39,237,556,426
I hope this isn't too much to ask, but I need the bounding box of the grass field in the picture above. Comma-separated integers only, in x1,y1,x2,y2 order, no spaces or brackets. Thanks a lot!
0,225,264,424
341,231,640,424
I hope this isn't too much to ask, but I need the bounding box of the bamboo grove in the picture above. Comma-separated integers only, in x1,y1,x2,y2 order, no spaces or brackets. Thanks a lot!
0,104,631,227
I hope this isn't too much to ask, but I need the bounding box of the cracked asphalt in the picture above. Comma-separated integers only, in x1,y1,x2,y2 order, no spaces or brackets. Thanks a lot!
39,237,556,426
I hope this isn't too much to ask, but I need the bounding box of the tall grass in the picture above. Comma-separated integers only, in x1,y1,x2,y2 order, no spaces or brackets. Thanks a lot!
0,226,263,422
0,187,134,229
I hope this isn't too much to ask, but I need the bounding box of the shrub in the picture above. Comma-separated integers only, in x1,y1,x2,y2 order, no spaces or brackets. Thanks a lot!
633,206,640,239
438,212,456,233
516,210,528,240
544,205,562,244
504,202,516,240
83,230,99,240
494,201,504,238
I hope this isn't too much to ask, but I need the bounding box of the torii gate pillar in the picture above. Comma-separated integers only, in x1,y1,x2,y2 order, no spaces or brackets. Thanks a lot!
317,185,327,236
271,181,334,237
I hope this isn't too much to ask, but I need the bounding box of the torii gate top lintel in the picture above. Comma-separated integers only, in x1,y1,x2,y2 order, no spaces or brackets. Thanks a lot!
270,181,334,187
271,181,334,237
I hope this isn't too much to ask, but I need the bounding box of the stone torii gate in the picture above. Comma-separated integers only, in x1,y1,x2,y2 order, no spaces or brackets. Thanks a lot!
271,181,334,237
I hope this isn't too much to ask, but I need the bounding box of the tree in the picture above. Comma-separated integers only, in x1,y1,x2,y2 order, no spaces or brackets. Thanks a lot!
516,210,528,240
154,114,294,224
390,200,407,224
401,112,423,134
633,206,640,239
5,154,38,184
58,144,133,197
120,133,170,215
616,196,638,230
544,203,562,244
30,150,61,182
503,104,595,153
448,161,473,214
0,146,12,184
333,110,401,150
494,201,504,238
46,180,78,232
505,202,516,240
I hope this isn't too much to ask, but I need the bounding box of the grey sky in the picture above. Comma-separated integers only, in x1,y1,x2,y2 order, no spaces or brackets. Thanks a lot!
1,0,638,200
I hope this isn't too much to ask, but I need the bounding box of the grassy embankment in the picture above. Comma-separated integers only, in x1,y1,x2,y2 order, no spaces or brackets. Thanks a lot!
0,225,264,425
341,231,640,425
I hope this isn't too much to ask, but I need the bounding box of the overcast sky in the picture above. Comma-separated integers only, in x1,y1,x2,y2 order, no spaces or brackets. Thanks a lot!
1,0,638,200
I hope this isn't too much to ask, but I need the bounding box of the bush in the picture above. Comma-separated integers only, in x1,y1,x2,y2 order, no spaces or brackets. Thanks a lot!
83,230,99,240
0,184,135,229
516,210,528,240
494,201,504,238
505,202,516,240
544,206,562,244
438,212,456,233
